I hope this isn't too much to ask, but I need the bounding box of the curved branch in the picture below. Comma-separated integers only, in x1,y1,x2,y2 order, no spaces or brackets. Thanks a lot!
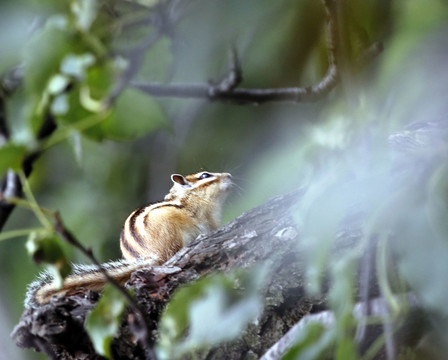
131,43,384,104
131,0,382,105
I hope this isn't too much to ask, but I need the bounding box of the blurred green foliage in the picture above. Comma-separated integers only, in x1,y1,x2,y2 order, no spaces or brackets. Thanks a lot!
25,230,72,287
0,144,27,177
157,268,265,359
282,323,329,360
1,0,448,359
85,284,128,359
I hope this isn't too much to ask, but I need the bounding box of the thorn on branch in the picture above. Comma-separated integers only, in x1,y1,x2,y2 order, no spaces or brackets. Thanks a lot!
209,45,243,98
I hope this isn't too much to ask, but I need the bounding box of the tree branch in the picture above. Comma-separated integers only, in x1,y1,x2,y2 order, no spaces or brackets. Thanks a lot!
106,30,163,107
106,0,187,106
11,181,431,359
0,67,57,231
0,74,21,231
131,0,381,105
12,190,309,358
0,114,57,230
131,41,383,104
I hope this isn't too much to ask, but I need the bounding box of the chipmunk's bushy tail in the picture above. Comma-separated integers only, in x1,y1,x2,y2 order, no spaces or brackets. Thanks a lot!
25,258,157,309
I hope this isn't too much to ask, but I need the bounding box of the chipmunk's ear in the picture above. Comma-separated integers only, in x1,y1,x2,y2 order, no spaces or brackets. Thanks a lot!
171,174,188,186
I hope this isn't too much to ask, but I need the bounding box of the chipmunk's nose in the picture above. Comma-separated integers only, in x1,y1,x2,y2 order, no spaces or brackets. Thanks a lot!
224,172,232,179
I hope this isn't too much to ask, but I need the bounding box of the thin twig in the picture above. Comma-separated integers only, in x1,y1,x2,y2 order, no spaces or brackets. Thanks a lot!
209,45,243,97
18,171,53,230
106,29,163,106
105,0,183,107
52,212,155,357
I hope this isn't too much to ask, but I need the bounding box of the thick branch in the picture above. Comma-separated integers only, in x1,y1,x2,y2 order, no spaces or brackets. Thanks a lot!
10,188,383,359
12,190,311,358
11,183,430,359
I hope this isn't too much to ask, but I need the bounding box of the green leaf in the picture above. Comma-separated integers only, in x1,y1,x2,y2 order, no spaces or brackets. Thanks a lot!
23,16,71,92
51,93,70,115
47,74,71,95
297,174,348,295
23,15,74,133
282,323,329,360
60,53,96,78
0,143,27,178
71,0,99,31
335,337,359,360
136,37,173,83
157,268,265,360
52,85,91,125
328,256,360,360
329,256,357,323
394,210,448,316
50,61,112,140
426,163,448,239
100,88,167,141
49,56,165,141
85,284,128,359
25,231,72,287
5,90,36,147
86,60,115,99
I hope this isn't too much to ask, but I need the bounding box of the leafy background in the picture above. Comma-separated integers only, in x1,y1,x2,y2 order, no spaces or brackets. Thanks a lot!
1,0,448,359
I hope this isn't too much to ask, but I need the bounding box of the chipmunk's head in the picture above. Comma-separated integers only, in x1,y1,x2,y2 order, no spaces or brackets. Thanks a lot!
165,171,232,204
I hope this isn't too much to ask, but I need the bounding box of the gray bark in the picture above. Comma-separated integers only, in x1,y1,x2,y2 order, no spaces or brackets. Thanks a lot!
11,188,425,359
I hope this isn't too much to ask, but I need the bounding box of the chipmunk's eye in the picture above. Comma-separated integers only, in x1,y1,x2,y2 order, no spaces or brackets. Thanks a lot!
199,172,212,179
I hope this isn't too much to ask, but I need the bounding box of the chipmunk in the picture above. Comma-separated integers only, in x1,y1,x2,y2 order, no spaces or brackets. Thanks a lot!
26,171,232,308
